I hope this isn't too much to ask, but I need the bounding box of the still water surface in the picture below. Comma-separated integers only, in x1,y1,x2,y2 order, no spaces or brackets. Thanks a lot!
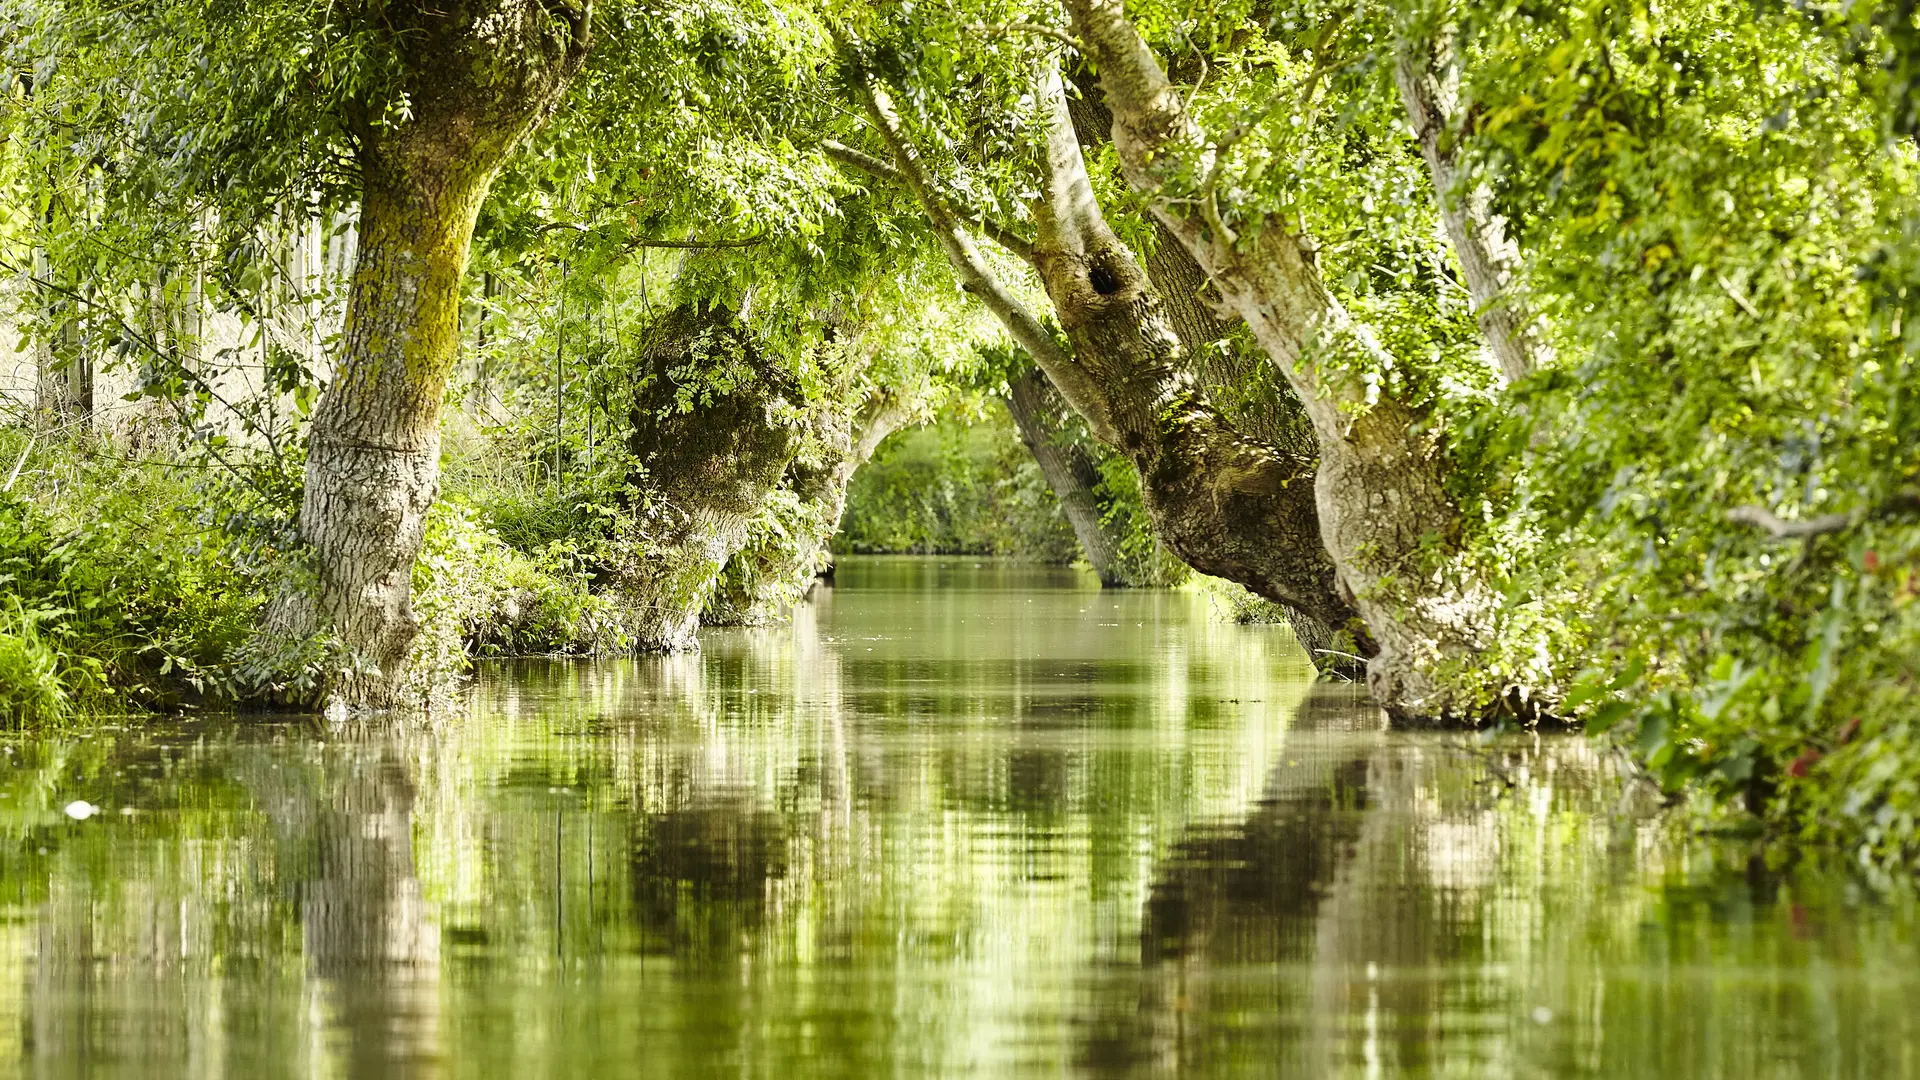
0,556,1916,1078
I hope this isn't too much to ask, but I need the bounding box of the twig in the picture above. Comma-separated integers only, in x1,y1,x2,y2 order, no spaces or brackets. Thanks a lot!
619,234,766,252
3,435,32,493
534,217,767,252
1715,273,1762,320
963,22,1081,52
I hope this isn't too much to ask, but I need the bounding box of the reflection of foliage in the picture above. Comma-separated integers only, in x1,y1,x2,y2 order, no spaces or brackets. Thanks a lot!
631,803,790,961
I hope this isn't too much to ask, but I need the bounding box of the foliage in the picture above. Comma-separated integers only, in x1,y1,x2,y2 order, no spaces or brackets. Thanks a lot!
1437,0,1920,858
0,433,266,714
0,598,68,727
411,500,630,680
837,413,1079,560
1089,442,1191,589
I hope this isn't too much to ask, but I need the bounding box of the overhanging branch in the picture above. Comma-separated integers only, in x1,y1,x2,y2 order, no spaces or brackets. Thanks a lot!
1727,492,1920,541
820,138,1037,266
1726,505,1852,540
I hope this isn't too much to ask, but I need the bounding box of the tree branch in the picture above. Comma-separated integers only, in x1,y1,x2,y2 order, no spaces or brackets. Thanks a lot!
1728,491,1920,541
963,21,1082,52
821,139,902,184
850,73,1071,371
820,138,1037,265
535,218,766,251
1727,505,1852,540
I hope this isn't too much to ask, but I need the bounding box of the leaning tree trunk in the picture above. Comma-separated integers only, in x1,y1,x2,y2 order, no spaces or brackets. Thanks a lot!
1063,0,1498,719
1001,365,1134,586
1064,76,1316,459
852,75,1362,663
615,303,811,650
703,390,911,626
266,0,589,708
1393,30,1546,385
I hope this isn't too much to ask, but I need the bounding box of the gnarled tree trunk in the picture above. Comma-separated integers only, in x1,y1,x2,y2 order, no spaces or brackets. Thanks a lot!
615,304,810,649
268,0,590,708
703,390,911,626
850,74,1362,664
1063,0,1498,718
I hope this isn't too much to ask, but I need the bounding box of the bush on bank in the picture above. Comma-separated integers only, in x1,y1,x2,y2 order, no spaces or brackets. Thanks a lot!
0,432,626,722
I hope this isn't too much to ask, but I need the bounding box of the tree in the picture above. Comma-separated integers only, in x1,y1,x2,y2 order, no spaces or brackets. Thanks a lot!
270,0,591,706
1062,0,1512,717
824,45,1364,663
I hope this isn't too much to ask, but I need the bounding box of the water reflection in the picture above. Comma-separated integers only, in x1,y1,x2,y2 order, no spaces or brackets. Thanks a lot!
0,556,1915,1078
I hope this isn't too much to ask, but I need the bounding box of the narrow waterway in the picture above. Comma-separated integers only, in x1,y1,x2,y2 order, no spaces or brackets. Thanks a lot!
0,556,1915,1077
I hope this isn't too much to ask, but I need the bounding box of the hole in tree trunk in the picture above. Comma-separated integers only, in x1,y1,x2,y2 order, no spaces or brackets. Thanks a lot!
1089,265,1121,295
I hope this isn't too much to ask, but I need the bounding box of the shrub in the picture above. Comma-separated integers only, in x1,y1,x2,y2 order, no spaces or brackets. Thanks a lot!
0,600,70,727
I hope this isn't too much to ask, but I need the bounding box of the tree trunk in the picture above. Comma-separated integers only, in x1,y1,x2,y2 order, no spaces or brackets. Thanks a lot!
615,304,810,649
703,390,912,626
1001,365,1134,585
266,0,590,708
32,317,88,428
1023,71,1359,645
1393,32,1545,385
853,74,1361,665
1065,77,1316,459
1063,0,1498,718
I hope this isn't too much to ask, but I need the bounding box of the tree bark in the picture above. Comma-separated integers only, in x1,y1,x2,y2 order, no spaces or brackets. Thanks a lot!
1393,31,1545,385
1063,0,1498,719
703,389,911,626
268,0,590,708
1064,76,1315,458
1023,70,1359,644
851,73,1361,663
1001,365,1134,586
615,304,809,649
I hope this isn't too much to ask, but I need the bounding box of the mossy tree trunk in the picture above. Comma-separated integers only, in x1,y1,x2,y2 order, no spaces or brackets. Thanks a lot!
273,0,590,707
703,390,911,626
616,303,810,649
1064,0,1499,718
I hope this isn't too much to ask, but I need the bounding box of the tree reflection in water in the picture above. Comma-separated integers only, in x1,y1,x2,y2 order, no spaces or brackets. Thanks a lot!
0,557,1914,1078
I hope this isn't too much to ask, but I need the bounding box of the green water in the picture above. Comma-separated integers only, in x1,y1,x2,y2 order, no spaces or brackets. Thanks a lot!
0,556,1915,1078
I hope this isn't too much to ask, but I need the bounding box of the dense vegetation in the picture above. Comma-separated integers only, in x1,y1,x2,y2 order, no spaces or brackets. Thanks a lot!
3,0,1920,865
